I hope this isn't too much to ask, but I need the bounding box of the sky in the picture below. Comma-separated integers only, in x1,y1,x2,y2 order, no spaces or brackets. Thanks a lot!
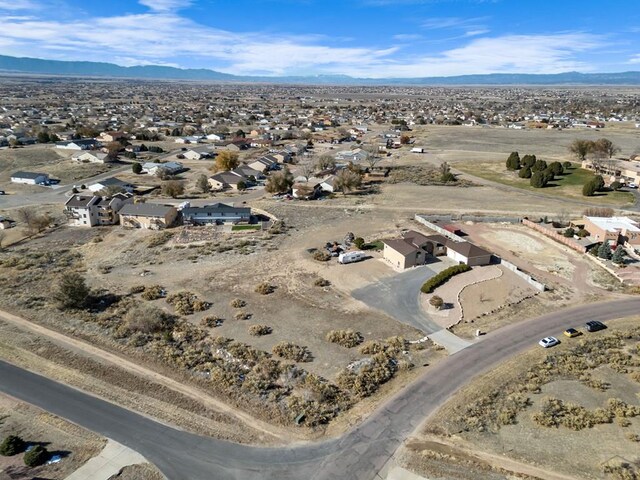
0,0,638,78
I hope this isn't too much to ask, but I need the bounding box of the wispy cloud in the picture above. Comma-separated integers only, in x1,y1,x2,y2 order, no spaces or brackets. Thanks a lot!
421,16,488,30
138,0,192,12
0,0,39,10
629,54,640,64
464,29,489,37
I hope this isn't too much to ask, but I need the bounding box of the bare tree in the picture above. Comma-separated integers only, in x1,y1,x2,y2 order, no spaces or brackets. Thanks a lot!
334,169,362,195
195,174,210,193
595,138,620,159
316,154,336,171
299,161,316,182
568,139,593,162
362,145,382,170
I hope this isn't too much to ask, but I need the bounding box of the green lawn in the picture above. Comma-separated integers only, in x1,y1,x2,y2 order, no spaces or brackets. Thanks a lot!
457,163,635,206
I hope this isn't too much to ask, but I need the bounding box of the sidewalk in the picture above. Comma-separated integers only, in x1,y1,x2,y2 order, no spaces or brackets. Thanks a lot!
65,440,147,480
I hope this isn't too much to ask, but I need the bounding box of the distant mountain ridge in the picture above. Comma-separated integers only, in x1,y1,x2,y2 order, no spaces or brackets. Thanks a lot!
1,54,640,85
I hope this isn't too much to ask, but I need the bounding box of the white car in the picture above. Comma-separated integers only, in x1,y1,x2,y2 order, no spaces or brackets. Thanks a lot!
539,336,560,348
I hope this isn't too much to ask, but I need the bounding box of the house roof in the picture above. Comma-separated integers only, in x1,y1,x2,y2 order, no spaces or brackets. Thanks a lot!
383,238,419,257
11,171,48,179
119,203,175,218
210,171,244,184
95,177,132,187
402,230,432,247
65,195,97,208
182,203,251,216
585,216,640,233
445,240,492,259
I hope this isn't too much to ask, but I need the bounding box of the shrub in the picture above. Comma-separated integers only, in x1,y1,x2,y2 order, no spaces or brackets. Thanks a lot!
611,181,622,191
563,161,572,169
234,311,251,320
313,251,331,262
200,316,223,328
0,435,25,456
132,162,142,174
359,340,384,355
255,282,275,295
530,171,547,188
166,291,210,315
326,329,362,348
248,324,272,336
577,228,590,238
420,264,471,294
563,227,575,238
23,445,49,467
141,285,165,300
353,237,365,249
272,341,312,362
505,152,520,170
532,159,548,172
583,180,597,197
129,285,146,294
125,304,174,334
429,295,444,309
53,272,90,310
314,278,330,287
521,154,536,168
547,161,564,176
230,298,246,308
598,240,613,260
518,166,532,179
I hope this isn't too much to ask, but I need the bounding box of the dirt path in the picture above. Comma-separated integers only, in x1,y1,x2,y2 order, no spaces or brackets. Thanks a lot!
0,308,293,443
405,436,583,480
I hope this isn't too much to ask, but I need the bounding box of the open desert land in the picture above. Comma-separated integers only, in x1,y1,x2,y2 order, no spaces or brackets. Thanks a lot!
401,318,640,480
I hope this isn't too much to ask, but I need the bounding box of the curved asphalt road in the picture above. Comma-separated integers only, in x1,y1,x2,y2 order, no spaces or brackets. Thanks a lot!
2,298,639,479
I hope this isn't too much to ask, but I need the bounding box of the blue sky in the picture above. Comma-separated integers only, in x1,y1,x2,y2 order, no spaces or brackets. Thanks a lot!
0,0,638,77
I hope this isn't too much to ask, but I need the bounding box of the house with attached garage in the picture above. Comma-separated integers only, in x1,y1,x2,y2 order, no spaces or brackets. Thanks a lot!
182,147,214,160
88,177,135,193
208,171,247,191
72,151,111,164
141,161,183,176
55,138,101,150
382,230,493,269
118,203,178,230
10,171,50,185
181,203,252,226
248,155,278,173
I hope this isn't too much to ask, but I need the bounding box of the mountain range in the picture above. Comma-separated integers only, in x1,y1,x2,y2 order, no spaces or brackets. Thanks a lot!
1,54,640,85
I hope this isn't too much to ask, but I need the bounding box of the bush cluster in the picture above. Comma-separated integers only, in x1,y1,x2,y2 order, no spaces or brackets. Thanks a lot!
336,352,399,398
313,251,331,262
230,298,246,308
313,278,330,287
326,329,362,348
140,284,165,300
272,341,312,362
255,282,275,295
248,324,272,336
166,291,210,315
420,264,471,294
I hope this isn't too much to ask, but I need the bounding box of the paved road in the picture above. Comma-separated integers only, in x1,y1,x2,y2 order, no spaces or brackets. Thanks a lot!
352,262,451,333
2,298,639,480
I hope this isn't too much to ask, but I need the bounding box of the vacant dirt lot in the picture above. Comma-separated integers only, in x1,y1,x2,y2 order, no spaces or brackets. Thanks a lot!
0,393,105,480
411,318,640,480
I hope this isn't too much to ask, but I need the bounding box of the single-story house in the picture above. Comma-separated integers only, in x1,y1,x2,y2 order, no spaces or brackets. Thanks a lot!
208,171,246,191
182,203,252,225
56,139,101,150
10,171,50,185
248,156,278,173
319,175,336,193
88,177,135,193
183,147,214,160
175,136,204,144
119,203,178,229
72,151,111,164
582,216,640,247
382,230,492,269
141,161,183,176
232,165,264,180
99,131,127,143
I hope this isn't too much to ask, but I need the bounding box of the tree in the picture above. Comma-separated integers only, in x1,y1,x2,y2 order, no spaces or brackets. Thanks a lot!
53,272,90,310
610,181,622,191
299,161,316,182
612,246,625,265
236,180,247,191
547,161,564,176
265,168,294,194
37,131,50,143
563,161,572,169
521,154,537,169
592,174,605,191
16,207,49,234
532,159,548,172
162,180,185,198
506,152,520,170
195,174,210,193
362,145,382,169
598,240,612,260
518,166,532,179
569,139,593,161
429,296,444,310
563,227,576,238
400,134,411,145
582,180,597,197
0,435,25,456
530,171,547,188
316,154,336,171
594,138,620,158
212,151,239,172
334,169,362,195
105,141,122,160
353,237,365,249
23,445,49,467
132,162,142,174
440,162,456,182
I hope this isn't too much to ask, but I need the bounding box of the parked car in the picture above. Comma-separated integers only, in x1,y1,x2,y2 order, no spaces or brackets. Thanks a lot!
563,328,581,338
585,320,607,332
539,336,560,348
0,190,5,195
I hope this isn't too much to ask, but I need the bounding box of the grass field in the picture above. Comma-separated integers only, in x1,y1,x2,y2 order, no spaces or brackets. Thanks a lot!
457,162,635,206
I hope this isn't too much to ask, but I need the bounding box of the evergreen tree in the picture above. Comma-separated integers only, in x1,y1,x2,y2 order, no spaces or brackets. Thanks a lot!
598,240,612,260
522,154,537,168
532,159,548,172
612,246,625,264
506,151,521,170
548,161,564,176
518,166,532,179
530,171,547,188
583,180,597,197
